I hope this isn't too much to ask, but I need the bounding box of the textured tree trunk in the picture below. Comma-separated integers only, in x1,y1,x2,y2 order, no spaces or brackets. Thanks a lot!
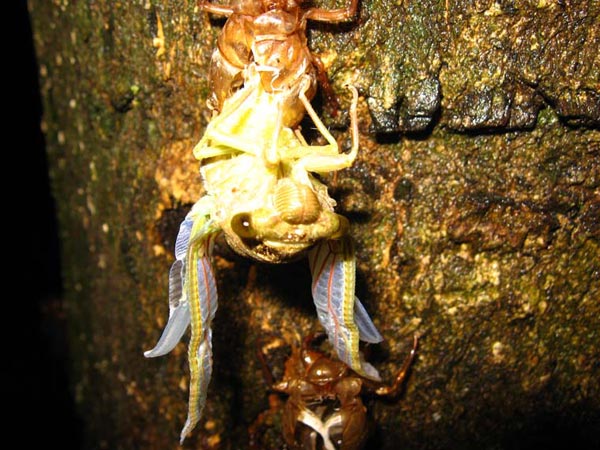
29,0,598,449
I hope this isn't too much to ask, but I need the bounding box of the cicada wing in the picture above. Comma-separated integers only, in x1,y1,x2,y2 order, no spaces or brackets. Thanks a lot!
143,289,190,357
353,297,383,344
180,231,219,443
143,202,220,442
174,216,195,261
308,239,381,381
181,329,213,442
144,217,196,358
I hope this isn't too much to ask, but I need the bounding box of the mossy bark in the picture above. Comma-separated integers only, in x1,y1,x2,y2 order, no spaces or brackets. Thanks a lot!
29,0,598,449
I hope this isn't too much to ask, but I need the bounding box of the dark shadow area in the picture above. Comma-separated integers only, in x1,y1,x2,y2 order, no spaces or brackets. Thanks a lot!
499,405,600,450
9,1,82,448
368,407,600,450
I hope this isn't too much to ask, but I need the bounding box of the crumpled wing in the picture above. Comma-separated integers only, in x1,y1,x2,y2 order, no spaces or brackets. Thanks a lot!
308,239,382,381
179,229,218,443
144,204,219,443
144,216,195,358
353,296,384,344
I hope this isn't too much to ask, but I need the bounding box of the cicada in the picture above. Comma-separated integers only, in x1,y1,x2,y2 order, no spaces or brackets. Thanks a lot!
255,334,418,450
145,0,379,443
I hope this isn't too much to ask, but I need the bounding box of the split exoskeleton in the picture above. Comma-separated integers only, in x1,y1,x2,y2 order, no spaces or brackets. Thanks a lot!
144,0,380,443
263,334,418,450
205,0,359,124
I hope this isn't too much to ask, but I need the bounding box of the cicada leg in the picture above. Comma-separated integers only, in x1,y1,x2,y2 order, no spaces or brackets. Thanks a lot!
374,335,418,397
308,238,382,381
193,81,261,160
193,71,285,163
304,0,359,23
311,53,341,116
144,198,221,443
198,1,235,17
290,83,360,180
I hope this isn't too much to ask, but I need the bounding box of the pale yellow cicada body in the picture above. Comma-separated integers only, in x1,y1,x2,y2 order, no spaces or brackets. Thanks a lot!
194,68,354,263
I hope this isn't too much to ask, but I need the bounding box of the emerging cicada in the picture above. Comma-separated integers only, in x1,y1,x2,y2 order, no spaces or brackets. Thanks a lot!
145,0,378,443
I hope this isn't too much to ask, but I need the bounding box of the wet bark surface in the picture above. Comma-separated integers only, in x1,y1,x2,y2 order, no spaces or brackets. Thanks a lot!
29,0,599,449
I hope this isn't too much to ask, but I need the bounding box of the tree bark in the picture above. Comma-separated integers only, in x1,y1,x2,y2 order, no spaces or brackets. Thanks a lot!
29,0,599,449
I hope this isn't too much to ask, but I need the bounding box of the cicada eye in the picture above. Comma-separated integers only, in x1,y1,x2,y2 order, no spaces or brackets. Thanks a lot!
330,214,349,239
231,213,257,239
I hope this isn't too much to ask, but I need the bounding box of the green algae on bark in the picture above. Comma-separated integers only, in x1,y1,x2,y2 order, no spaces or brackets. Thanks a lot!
311,0,599,132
